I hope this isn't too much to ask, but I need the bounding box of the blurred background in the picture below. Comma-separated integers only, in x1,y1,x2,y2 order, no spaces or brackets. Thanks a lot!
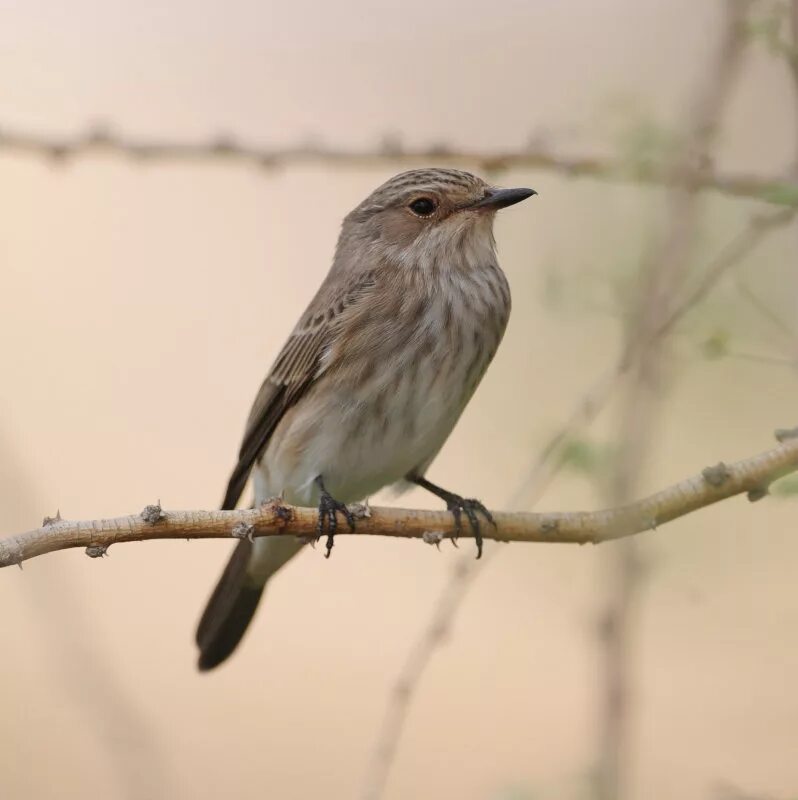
1,1,797,798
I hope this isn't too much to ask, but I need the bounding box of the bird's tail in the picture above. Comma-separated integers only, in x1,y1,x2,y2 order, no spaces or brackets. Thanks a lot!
196,537,302,671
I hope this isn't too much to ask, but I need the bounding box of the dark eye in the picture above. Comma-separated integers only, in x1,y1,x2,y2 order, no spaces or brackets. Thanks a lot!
409,197,437,217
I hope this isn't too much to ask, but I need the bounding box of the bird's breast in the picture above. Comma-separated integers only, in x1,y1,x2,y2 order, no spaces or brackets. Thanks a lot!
261,263,511,505
334,265,510,482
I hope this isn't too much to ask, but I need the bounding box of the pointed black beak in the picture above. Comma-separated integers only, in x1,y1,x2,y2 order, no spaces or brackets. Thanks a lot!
471,187,537,211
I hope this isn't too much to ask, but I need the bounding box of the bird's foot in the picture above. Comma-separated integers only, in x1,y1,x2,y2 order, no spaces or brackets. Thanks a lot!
443,493,495,559
315,478,355,559
409,476,495,558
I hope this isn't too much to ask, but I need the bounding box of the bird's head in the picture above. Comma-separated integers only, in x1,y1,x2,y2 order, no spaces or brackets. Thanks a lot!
338,168,536,272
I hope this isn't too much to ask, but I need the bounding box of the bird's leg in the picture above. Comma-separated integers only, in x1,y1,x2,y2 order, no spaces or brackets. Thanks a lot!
409,475,495,559
315,476,356,559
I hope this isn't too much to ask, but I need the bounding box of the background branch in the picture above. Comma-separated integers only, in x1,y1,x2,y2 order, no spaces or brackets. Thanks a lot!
597,3,754,797
2,122,797,206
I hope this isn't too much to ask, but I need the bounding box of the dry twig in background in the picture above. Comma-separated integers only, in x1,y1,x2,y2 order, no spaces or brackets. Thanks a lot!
597,2,754,797
2,122,797,207
789,0,798,369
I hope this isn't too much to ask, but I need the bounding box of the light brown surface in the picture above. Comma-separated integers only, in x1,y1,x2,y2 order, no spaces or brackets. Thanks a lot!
1,1,797,799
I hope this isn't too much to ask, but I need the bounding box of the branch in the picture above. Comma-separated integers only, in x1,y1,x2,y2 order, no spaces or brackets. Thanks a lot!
3,432,796,569
2,122,797,206
595,3,753,796
790,0,798,102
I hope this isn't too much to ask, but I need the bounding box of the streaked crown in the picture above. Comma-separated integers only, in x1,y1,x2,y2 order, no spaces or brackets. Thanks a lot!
349,168,489,218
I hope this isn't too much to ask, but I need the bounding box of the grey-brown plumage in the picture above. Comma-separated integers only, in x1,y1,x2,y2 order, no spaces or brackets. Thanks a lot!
196,538,261,671
197,168,535,670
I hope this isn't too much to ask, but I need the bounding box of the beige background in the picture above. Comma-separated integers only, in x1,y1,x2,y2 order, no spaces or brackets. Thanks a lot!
1,1,797,798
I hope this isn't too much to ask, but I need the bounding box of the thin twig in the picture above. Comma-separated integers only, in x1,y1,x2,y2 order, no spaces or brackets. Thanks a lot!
735,277,797,342
652,208,796,343
1,122,797,206
723,349,798,365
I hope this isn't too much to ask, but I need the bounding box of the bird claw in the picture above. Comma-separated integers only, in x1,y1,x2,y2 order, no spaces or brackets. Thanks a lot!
316,487,355,559
445,494,495,559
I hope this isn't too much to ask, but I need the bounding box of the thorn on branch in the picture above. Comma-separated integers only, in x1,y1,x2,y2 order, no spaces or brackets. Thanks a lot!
140,502,165,525
129,144,156,161
211,134,237,154
348,501,371,521
86,122,113,145
231,521,255,542
262,497,293,526
527,127,553,152
378,132,404,156
747,486,770,502
775,426,798,442
541,517,560,534
483,158,510,174
428,142,453,157
85,544,109,558
48,146,70,163
43,510,62,527
422,530,444,549
702,462,732,487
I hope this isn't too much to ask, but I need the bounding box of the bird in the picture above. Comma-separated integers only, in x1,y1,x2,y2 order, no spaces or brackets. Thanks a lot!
196,167,536,671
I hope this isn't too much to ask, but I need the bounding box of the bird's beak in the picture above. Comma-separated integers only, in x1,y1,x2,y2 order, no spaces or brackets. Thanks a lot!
470,187,537,211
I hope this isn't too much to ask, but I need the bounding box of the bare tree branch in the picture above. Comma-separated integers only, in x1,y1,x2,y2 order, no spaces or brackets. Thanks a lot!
597,2,755,797
789,0,798,370
789,0,798,97
1,433,796,569
651,207,795,344
1,122,797,206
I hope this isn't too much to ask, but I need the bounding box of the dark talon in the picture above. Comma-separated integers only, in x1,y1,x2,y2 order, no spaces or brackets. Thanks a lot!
315,476,355,558
447,497,494,558
410,475,496,559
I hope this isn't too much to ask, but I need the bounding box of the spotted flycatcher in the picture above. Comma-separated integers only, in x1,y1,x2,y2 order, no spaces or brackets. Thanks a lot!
196,168,535,670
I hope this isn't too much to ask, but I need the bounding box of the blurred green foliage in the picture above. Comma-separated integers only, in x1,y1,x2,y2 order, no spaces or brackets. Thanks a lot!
758,183,798,207
772,475,798,497
746,0,797,61
700,329,732,360
558,436,615,478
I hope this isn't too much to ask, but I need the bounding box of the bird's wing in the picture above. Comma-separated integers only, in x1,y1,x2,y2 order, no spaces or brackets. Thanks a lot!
220,271,376,510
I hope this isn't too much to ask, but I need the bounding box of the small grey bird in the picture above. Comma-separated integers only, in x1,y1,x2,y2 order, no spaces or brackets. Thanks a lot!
196,168,535,670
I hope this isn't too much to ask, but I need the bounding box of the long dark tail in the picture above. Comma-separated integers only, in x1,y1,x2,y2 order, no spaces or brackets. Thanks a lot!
196,539,265,671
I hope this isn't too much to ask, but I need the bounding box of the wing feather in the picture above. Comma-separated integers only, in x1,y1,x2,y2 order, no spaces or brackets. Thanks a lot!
220,272,375,510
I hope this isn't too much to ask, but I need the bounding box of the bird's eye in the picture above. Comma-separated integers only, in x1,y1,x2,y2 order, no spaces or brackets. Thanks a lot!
408,197,437,217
